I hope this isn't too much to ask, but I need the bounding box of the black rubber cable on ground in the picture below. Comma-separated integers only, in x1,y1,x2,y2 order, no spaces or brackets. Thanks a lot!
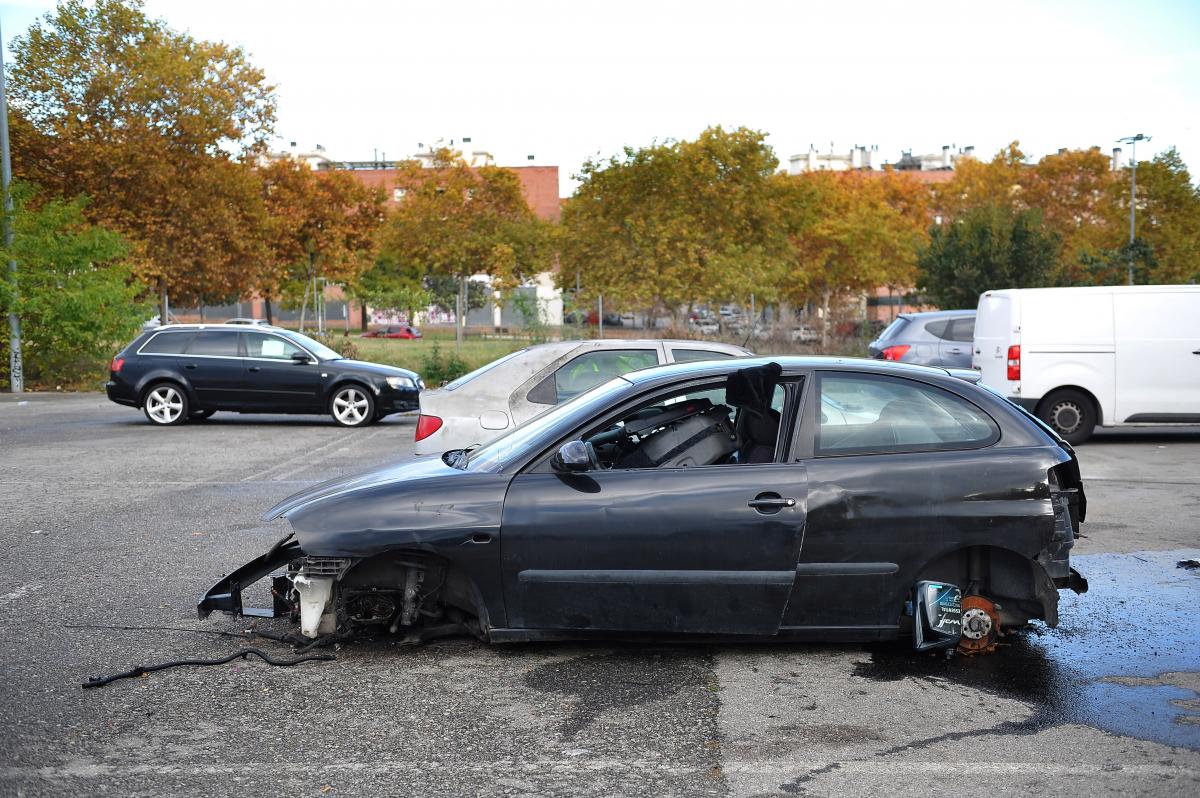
63,623,306,645
81,647,335,689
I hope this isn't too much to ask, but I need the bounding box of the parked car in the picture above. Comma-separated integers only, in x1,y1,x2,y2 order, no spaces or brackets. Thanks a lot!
974,285,1200,443
868,310,975,368
362,325,422,340
791,326,819,343
105,325,423,427
200,357,1088,655
414,339,752,455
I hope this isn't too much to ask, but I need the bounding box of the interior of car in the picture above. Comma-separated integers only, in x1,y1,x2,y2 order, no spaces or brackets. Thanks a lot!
581,363,787,469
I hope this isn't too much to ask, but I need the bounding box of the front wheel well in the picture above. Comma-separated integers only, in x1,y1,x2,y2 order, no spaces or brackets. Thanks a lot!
336,550,490,634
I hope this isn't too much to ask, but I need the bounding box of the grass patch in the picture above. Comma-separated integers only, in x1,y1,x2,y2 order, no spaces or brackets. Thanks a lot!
349,328,529,382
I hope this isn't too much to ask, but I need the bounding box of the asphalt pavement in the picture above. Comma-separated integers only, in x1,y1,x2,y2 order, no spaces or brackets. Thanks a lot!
1,394,1197,796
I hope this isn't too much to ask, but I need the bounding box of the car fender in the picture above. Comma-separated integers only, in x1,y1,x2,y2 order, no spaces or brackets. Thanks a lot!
275,460,513,627
322,374,378,405
133,370,199,407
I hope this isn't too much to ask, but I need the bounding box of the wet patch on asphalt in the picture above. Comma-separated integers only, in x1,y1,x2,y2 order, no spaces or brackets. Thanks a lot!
854,549,1200,750
522,647,715,739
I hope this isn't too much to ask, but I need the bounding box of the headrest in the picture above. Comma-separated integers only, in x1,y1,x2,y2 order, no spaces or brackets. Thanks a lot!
726,362,782,410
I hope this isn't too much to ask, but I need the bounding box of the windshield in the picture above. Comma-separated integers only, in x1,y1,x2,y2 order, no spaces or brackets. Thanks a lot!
465,377,631,471
279,330,342,361
442,348,528,391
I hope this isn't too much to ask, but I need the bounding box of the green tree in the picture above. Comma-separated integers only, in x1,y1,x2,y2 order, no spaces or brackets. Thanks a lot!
8,0,275,315
1120,148,1200,284
917,203,1060,308
560,127,789,322
0,184,146,388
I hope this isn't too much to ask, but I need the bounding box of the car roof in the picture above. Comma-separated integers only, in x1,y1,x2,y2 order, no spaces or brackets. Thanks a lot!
897,309,975,321
622,355,955,385
523,339,751,356
146,323,283,332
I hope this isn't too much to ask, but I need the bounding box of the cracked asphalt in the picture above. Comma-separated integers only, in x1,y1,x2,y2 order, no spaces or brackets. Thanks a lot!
1,393,1198,796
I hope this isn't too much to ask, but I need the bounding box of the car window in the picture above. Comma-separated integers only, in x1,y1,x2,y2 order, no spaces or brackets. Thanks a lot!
581,377,790,470
140,332,194,354
816,373,998,455
244,332,304,360
555,349,659,402
186,330,241,357
947,317,975,342
877,317,909,341
444,349,528,391
671,348,735,363
924,319,951,340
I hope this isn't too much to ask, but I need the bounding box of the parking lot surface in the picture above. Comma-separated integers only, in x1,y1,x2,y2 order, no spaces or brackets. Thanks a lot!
1,394,1198,796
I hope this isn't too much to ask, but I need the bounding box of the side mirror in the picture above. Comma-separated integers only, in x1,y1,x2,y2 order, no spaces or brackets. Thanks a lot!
551,440,597,473
291,352,313,364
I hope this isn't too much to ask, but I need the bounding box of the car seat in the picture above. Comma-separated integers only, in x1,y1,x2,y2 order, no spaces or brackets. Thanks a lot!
726,362,782,464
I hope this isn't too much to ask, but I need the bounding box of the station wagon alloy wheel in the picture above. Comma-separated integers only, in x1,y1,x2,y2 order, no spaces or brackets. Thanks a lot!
332,386,374,427
144,385,187,426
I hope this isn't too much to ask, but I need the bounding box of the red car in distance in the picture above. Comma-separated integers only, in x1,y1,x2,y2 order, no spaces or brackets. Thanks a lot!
362,325,422,340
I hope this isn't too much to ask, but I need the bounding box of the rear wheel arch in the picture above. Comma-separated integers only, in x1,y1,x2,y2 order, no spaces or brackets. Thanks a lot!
908,544,1058,628
1036,386,1100,444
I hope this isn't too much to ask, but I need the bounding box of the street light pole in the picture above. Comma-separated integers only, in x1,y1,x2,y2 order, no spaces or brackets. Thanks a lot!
1118,133,1151,286
0,19,24,393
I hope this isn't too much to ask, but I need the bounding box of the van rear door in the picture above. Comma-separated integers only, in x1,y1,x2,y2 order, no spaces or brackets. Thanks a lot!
974,291,1016,393
1114,290,1200,422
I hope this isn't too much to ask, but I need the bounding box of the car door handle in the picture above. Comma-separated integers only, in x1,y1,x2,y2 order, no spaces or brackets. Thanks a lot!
748,495,796,513
1193,349,1200,355
468,533,492,544
947,348,964,354
184,363,197,370
248,366,261,372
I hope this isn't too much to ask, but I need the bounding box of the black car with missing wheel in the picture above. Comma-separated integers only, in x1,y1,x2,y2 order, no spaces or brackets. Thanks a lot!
199,357,1087,656
106,325,423,427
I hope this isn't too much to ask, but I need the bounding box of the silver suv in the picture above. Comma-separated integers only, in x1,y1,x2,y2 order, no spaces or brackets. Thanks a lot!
868,310,975,368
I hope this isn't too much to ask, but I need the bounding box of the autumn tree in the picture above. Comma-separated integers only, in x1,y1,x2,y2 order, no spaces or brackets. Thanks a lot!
7,0,275,317
376,149,551,346
917,204,1060,308
560,127,789,322
258,159,385,329
781,170,928,344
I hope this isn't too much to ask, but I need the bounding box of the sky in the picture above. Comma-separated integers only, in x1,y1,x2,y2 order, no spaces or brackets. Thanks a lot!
2,0,1198,197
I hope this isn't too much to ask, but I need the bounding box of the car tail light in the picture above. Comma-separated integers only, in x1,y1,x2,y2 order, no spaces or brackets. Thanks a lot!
415,414,443,442
881,345,910,361
1007,345,1021,381
110,356,124,373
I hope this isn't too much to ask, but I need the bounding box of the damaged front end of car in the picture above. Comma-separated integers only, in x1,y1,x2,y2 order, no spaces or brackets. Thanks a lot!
198,536,486,645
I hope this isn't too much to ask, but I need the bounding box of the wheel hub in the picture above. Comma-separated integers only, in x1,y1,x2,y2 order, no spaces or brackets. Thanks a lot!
1050,402,1081,433
956,595,1000,655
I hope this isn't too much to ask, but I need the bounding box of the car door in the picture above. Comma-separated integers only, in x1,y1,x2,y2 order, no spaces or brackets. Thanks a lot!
241,331,325,412
181,330,244,408
938,316,975,368
1114,290,1200,421
782,371,1002,632
500,377,807,635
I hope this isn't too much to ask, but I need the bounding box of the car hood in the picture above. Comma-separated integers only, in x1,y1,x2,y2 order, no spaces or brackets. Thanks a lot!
330,358,419,378
263,455,455,520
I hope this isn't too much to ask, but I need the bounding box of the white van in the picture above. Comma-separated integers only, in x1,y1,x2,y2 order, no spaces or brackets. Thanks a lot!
973,285,1200,443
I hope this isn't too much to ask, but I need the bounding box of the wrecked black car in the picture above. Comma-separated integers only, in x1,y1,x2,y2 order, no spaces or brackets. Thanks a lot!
200,357,1088,655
